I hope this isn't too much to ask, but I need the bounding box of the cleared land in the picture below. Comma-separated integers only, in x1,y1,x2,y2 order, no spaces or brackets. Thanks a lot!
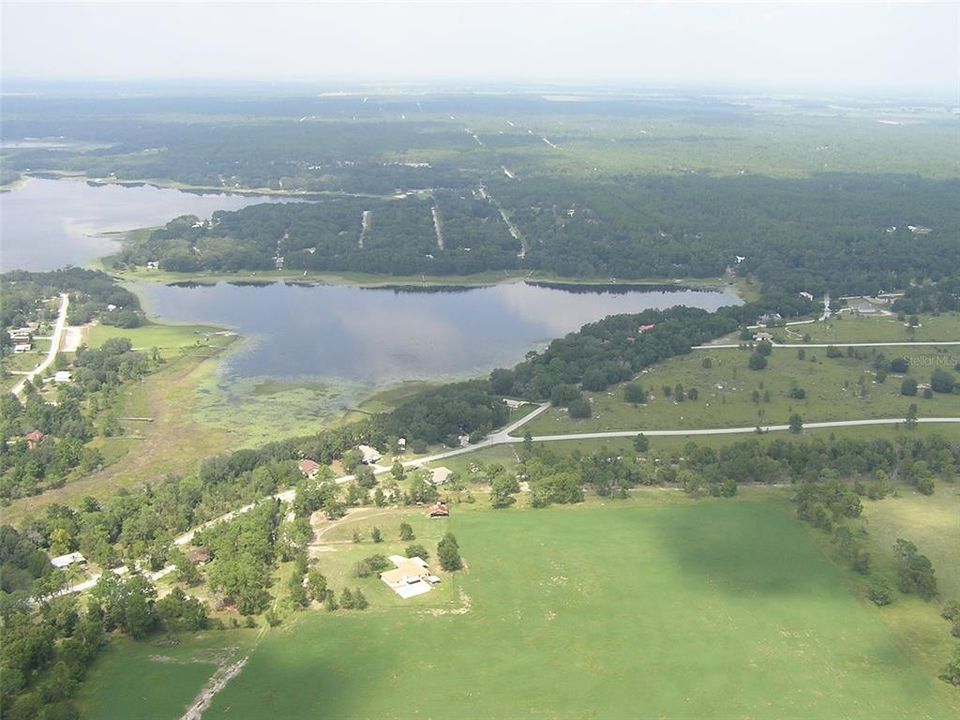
75,630,257,720
190,498,957,720
83,321,230,351
787,312,960,345
522,345,960,436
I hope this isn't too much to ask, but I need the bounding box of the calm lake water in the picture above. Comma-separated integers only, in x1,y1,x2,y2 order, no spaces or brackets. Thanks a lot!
133,281,741,385
2,177,741,405
1,177,294,271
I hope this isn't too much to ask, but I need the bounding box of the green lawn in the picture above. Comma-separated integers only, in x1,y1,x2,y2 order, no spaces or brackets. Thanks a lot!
76,630,257,720
198,498,956,720
84,321,230,352
522,345,960,436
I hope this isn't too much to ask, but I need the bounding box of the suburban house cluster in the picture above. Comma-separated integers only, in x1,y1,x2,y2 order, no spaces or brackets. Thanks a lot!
8,324,36,354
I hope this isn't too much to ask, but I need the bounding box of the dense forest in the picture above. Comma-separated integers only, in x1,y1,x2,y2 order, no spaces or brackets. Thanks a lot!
893,275,960,315
115,173,960,296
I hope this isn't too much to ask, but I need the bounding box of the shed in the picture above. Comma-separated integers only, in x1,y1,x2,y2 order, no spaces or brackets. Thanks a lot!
186,547,212,565
428,502,450,518
431,467,453,486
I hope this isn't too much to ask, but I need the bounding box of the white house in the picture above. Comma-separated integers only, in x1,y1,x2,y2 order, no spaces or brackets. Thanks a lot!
50,552,86,570
358,444,382,464
13,343,32,354
380,555,435,599
54,371,73,383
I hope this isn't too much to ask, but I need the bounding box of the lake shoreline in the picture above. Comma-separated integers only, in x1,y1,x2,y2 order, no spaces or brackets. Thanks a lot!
103,261,745,297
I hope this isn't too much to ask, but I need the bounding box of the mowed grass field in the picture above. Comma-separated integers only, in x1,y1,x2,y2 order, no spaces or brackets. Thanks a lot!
84,320,229,351
198,499,956,720
792,311,960,345
76,630,258,720
522,345,960,436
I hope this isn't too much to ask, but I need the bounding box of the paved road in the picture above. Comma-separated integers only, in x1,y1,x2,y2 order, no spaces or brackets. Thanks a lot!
12,293,69,397
523,417,960,443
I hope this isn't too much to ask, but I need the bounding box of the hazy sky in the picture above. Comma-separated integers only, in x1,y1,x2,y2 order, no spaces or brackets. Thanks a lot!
2,1,957,98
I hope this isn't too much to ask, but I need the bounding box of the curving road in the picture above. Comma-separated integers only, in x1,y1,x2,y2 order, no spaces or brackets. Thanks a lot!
11,293,69,397
56,404,960,598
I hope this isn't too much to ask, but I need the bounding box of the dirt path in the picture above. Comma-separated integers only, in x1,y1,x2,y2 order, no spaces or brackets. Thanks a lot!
431,205,445,250
359,209,371,249
180,656,249,720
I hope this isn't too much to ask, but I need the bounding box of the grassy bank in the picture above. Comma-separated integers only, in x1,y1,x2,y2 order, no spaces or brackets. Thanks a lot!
105,263,742,294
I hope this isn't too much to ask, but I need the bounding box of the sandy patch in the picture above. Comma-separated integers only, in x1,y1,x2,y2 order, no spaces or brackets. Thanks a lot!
420,588,472,617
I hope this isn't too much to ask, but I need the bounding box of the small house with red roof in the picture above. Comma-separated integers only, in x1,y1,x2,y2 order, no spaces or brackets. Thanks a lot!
24,430,45,450
298,459,321,479
428,502,449,518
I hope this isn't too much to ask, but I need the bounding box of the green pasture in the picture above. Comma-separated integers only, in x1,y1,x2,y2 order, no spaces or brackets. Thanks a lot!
521,345,960,436
859,484,960,601
76,630,257,720
198,499,956,720
794,312,960,344
83,321,230,352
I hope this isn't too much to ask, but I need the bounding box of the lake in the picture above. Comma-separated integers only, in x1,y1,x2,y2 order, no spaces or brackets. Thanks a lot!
133,280,741,386
0,177,295,271
3,177,742,439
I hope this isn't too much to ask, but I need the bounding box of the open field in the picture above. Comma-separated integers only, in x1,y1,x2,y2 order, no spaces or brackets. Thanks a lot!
191,497,957,720
790,312,960,344
859,484,960,600
75,630,258,720
522,345,960,436
806,482,960,688
83,320,231,351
